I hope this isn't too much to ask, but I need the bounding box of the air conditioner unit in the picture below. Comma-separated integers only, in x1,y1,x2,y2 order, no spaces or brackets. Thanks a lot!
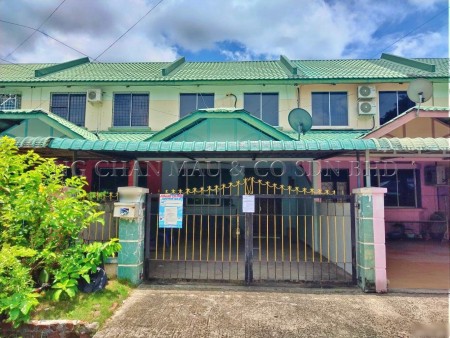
358,85,376,99
87,89,102,102
358,101,376,115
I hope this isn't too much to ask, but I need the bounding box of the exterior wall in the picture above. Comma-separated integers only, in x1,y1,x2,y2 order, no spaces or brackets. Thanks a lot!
321,158,449,236
2,81,425,133
388,118,450,138
430,82,450,107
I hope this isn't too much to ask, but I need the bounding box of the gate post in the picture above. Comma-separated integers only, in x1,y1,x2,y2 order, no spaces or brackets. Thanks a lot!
114,186,149,285
352,187,387,293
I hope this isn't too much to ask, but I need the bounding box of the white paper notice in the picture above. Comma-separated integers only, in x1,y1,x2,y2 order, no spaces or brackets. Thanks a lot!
242,195,255,213
164,206,178,225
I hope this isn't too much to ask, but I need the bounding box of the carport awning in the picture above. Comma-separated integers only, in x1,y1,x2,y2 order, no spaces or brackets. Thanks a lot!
12,136,450,161
48,137,378,152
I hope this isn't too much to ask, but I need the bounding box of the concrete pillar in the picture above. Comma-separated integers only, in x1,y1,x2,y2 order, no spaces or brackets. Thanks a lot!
115,186,149,285
353,187,387,293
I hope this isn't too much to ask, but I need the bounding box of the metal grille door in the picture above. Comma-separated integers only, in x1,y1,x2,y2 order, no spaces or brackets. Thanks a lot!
144,178,355,284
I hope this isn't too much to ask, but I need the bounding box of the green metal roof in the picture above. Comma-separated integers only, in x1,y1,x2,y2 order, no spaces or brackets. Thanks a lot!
0,109,98,140
1,55,447,85
36,137,448,153
373,138,450,151
404,106,450,112
48,137,377,152
148,108,293,142
291,58,448,80
97,131,155,142
14,136,53,148
285,129,368,140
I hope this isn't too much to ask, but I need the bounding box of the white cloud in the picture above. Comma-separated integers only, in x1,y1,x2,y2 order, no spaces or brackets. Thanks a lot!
0,0,447,63
389,31,448,57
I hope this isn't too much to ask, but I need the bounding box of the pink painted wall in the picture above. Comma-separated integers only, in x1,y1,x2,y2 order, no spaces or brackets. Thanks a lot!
322,159,448,234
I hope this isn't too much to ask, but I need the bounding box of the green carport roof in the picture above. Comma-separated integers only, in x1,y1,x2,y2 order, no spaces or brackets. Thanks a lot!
49,137,377,152
13,136,449,153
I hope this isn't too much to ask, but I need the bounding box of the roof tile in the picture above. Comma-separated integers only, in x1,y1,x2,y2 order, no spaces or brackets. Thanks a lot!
2,57,447,84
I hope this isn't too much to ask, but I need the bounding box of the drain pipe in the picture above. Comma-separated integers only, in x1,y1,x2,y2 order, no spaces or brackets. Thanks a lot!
365,150,371,187
356,151,361,188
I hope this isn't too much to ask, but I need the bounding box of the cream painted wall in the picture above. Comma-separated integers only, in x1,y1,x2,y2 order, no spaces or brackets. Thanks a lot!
2,81,445,132
429,82,450,107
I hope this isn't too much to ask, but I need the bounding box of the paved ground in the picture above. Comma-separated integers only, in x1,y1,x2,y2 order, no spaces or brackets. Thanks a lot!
94,284,449,338
387,240,450,289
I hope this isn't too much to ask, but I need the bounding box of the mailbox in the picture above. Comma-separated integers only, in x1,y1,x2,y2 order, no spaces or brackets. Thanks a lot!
113,202,143,219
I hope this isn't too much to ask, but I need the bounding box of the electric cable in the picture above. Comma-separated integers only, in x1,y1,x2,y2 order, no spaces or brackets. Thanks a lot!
93,0,166,61
3,0,67,60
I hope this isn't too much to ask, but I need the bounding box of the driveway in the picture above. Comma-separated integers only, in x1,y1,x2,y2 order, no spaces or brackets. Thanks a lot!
95,284,448,338
386,240,450,289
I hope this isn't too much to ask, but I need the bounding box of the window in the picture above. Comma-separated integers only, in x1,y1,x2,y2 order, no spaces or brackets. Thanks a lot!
113,93,149,127
321,169,349,195
180,93,214,118
92,168,129,193
0,94,21,110
50,93,86,126
244,93,278,125
379,91,415,125
312,92,348,126
369,169,421,207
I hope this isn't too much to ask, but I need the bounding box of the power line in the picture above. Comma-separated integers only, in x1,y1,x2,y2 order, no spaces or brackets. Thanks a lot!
0,19,90,59
3,0,67,60
93,0,166,61
371,8,448,58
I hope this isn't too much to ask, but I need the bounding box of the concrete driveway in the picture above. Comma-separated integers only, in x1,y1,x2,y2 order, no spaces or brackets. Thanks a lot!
95,284,449,338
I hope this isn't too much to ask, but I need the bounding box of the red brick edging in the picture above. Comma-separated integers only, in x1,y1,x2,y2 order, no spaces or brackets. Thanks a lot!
0,320,98,338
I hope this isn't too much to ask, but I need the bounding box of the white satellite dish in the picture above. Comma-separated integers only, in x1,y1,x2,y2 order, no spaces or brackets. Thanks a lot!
407,78,433,103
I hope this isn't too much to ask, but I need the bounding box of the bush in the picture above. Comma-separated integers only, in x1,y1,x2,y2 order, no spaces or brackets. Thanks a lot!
0,136,121,327
0,246,39,328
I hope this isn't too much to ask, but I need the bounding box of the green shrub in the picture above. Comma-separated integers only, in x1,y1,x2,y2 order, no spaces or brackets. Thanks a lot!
0,136,121,327
0,246,40,328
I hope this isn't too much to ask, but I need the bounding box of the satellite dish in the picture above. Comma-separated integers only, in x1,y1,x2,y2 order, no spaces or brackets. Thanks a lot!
288,108,312,140
407,78,433,103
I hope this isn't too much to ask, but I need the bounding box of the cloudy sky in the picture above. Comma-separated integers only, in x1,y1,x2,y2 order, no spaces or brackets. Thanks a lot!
0,0,448,64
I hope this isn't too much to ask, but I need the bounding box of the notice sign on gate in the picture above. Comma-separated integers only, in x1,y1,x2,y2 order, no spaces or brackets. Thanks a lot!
159,194,183,228
242,195,255,213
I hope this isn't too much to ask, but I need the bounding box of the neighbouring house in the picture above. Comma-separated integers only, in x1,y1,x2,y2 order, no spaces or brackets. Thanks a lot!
1,54,448,286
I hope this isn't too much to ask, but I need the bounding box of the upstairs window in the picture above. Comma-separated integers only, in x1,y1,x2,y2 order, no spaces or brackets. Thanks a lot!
379,91,415,125
113,93,149,127
0,94,21,110
180,93,214,118
50,93,86,126
312,92,348,126
244,92,278,125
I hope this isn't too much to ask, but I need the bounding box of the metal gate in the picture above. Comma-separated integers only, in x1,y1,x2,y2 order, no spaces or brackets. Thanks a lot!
145,178,356,285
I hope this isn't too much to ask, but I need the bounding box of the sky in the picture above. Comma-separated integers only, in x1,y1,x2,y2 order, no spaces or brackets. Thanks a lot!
0,0,448,64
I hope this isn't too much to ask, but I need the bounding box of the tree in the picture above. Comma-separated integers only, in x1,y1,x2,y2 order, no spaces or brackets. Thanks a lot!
0,136,120,327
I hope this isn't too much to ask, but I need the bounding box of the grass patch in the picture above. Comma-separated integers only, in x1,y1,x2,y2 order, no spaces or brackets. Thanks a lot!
32,279,132,328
